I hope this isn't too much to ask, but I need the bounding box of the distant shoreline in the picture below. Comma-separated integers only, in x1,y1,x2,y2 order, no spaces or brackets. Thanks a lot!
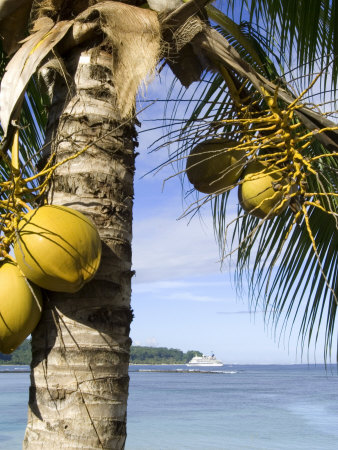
0,364,30,367
0,363,187,366
1,362,334,368
1,343,203,366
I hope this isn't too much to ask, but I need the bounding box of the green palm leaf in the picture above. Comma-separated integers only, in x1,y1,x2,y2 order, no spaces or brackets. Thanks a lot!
0,41,48,215
162,7,338,361
243,0,338,91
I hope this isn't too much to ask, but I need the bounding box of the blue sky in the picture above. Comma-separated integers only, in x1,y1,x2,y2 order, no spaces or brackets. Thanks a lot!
129,70,328,365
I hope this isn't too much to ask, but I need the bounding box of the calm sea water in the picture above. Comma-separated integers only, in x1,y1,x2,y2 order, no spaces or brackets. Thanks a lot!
1,364,338,449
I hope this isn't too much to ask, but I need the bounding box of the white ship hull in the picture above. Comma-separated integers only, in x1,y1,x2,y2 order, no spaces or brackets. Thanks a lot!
187,355,223,367
187,362,224,367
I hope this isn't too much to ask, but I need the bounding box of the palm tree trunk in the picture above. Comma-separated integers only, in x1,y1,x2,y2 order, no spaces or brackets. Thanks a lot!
24,45,136,449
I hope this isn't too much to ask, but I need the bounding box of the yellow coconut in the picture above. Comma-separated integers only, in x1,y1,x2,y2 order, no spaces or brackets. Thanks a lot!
239,160,291,219
14,205,102,293
0,262,42,354
186,139,246,194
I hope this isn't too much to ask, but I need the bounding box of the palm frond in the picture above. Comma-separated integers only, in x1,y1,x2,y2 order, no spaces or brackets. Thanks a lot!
161,10,338,361
212,125,338,361
0,18,72,138
0,41,47,215
243,0,338,91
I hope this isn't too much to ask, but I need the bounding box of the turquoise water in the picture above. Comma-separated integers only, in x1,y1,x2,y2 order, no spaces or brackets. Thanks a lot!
1,365,338,449
0,368,29,449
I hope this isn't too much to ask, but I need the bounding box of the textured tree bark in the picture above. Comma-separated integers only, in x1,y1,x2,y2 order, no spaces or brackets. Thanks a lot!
24,45,136,449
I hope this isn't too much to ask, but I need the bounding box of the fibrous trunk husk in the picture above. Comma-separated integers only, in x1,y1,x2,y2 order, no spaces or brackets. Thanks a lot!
77,2,161,118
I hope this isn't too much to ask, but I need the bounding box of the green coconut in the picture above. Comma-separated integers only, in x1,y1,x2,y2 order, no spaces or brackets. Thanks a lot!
186,139,246,194
239,160,291,219
14,205,102,293
0,262,42,354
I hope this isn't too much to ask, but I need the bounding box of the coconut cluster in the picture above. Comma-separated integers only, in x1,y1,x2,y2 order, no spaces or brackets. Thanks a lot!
186,139,292,219
0,205,101,354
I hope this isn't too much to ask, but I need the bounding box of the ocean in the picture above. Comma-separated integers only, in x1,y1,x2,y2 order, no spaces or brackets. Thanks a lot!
1,364,338,449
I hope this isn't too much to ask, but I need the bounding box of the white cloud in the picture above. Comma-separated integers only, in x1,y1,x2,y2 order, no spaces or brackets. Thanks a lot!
132,210,225,283
132,280,229,303
145,337,159,347
133,279,231,293
160,291,223,302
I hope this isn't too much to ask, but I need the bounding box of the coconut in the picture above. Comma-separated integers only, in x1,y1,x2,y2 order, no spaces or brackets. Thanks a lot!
186,139,246,194
239,160,291,219
14,205,102,293
0,262,42,354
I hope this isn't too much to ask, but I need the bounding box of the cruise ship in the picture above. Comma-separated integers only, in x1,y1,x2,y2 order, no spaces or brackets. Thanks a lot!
187,353,224,367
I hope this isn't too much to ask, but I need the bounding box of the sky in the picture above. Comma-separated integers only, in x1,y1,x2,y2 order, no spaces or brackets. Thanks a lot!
128,69,329,365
